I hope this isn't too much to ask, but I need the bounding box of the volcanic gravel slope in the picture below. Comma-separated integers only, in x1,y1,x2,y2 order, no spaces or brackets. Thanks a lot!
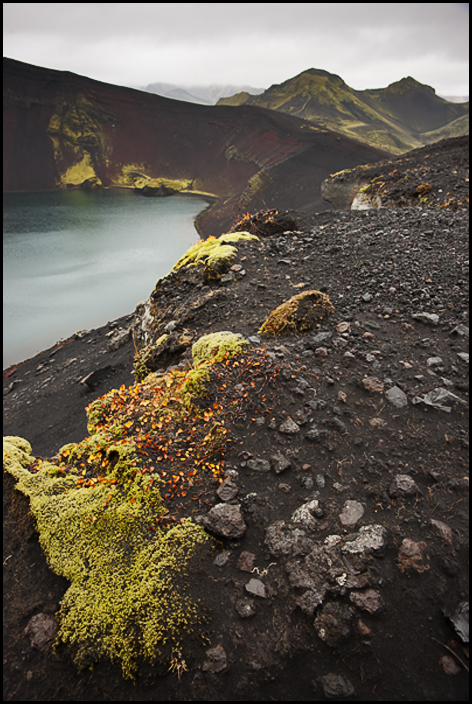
3,140,469,701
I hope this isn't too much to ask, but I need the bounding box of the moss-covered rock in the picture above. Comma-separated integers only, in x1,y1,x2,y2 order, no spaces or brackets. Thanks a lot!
192,332,249,364
3,431,212,679
172,232,259,283
133,334,169,382
259,290,334,336
133,330,196,381
2,328,260,679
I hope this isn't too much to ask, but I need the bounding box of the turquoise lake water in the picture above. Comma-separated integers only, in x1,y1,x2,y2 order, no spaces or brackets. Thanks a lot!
3,190,207,368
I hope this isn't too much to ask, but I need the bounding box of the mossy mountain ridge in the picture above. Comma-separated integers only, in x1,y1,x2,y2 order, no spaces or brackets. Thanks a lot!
218,68,469,155
3,58,390,235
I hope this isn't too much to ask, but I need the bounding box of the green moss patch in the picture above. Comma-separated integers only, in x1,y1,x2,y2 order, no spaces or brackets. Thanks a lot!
3,435,211,680
2,331,272,679
192,332,249,364
259,290,334,336
172,232,259,282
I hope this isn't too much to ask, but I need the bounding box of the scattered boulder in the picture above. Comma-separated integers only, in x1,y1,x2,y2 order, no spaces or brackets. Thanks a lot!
259,290,333,336
430,519,454,545
389,474,420,498
270,450,291,474
305,426,322,442
385,386,408,409
286,538,370,618
339,500,365,527
292,407,311,425
451,324,469,337
321,672,355,698
349,589,383,614
426,356,443,367
235,598,256,618
265,520,314,557
202,503,246,539
279,417,301,435
341,524,388,556
237,551,256,573
397,538,429,573
24,613,58,651
314,601,355,646
246,457,271,472
202,644,227,673
245,578,266,598
412,312,439,325
336,322,351,334
291,499,321,529
310,331,332,347
362,376,384,393
216,479,239,502
296,587,327,617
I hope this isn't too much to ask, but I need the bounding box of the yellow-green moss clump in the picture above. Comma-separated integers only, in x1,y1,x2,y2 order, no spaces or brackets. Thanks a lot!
3,430,211,679
113,166,217,198
192,331,249,364
259,290,334,336
172,232,259,282
2,329,257,679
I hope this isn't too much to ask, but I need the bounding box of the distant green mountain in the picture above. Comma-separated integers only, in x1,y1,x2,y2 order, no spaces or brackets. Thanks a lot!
218,69,469,154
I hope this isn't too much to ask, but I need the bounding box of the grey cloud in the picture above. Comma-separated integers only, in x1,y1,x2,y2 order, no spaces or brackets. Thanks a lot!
3,3,469,95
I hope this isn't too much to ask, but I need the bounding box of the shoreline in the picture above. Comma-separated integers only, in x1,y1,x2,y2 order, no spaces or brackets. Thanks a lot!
3,310,136,456
3,313,131,377
3,184,219,204
3,189,215,372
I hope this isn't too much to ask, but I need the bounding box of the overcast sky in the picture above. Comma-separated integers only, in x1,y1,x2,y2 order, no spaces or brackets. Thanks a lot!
3,3,469,96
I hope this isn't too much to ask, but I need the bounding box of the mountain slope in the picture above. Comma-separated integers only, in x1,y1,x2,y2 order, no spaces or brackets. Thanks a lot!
3,58,391,235
218,69,469,154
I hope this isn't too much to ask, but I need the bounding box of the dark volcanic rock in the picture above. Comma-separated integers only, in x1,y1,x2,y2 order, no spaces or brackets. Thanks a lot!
322,136,469,211
201,503,246,539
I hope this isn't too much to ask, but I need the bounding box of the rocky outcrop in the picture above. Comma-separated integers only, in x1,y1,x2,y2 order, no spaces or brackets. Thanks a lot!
259,290,334,336
322,135,469,211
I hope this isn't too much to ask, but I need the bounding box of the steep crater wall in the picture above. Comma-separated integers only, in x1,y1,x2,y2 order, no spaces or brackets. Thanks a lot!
3,58,391,235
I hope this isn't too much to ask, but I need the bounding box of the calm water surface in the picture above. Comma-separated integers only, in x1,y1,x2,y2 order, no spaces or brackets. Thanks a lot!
3,190,207,368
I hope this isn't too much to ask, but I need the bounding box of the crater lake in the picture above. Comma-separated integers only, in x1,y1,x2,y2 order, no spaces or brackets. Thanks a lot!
3,190,208,368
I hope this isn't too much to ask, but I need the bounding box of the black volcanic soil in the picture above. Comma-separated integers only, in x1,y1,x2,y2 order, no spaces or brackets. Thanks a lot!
3,140,469,701
322,136,469,212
